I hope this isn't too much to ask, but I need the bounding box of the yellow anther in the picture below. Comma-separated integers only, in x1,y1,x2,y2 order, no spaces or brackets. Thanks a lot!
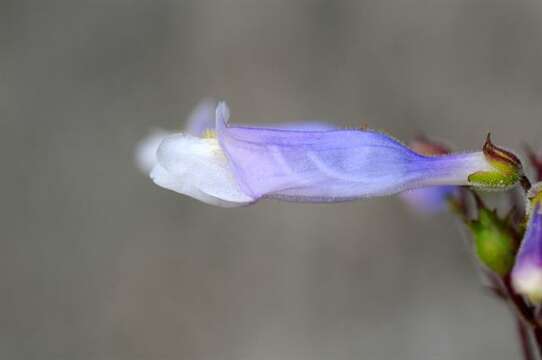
202,129,217,139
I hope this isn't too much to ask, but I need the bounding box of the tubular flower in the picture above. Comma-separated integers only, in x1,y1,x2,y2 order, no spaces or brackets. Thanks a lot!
511,183,542,303
150,102,523,207
400,138,459,213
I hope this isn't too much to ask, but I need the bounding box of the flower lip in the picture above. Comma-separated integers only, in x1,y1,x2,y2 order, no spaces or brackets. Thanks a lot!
135,129,171,173
153,132,255,207
134,99,218,175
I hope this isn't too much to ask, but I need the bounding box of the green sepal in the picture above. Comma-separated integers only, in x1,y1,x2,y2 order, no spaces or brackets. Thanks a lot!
468,170,520,188
467,134,522,189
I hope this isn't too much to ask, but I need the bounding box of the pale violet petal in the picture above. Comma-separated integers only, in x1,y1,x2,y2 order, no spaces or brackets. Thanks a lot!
400,186,458,214
269,121,335,131
185,99,217,136
512,189,542,302
134,129,171,173
216,101,230,126
150,164,247,207
135,100,217,175
155,133,254,206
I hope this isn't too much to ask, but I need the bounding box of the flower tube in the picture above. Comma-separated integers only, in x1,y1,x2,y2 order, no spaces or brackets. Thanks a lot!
511,183,542,303
400,138,459,213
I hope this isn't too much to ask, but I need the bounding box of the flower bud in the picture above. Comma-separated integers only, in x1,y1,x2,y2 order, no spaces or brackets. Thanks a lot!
512,183,542,303
469,207,517,276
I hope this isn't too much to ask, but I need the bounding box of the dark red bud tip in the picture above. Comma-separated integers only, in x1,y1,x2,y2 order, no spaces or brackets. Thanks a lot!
483,133,522,168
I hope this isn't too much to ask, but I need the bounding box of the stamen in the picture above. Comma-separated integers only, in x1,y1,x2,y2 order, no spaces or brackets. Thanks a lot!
202,128,217,139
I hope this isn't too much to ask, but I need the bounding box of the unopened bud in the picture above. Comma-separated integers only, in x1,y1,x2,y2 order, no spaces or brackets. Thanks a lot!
469,207,517,276
512,183,542,303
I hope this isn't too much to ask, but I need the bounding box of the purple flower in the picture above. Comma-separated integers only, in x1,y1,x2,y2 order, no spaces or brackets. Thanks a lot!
512,183,542,303
150,102,522,207
400,186,459,213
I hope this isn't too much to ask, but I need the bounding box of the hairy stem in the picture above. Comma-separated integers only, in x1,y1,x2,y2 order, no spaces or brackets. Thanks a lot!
517,319,535,360
502,275,536,328
533,327,542,359
521,175,533,194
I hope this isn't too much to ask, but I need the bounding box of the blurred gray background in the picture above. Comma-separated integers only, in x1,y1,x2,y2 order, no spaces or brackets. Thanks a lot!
2,0,542,359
